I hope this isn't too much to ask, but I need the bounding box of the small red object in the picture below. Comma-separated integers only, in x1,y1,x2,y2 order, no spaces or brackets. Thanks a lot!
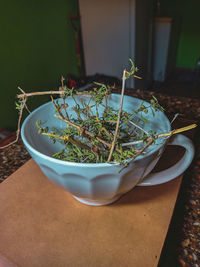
69,78,77,89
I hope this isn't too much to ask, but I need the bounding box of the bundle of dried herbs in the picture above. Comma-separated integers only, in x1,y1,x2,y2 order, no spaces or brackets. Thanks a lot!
1,60,197,168
37,89,164,163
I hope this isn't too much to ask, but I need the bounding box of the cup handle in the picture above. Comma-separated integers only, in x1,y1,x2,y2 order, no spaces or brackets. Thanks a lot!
138,134,195,186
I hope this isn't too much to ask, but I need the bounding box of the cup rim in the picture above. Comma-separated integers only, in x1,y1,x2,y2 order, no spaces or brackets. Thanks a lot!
21,94,171,168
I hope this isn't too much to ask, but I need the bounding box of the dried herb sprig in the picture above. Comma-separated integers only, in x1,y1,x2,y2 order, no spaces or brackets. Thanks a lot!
107,69,126,162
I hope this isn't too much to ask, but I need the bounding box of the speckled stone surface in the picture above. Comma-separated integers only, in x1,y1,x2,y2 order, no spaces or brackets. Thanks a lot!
0,139,30,182
0,88,200,266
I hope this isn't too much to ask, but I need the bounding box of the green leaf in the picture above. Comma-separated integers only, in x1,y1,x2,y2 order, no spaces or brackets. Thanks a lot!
141,115,149,124
129,58,135,74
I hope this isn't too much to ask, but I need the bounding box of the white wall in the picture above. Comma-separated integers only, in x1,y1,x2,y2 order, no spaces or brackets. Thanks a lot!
79,0,136,87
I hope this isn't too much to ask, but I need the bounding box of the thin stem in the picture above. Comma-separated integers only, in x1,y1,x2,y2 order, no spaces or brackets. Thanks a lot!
88,106,94,116
61,76,65,88
18,90,64,98
101,127,113,140
60,76,69,119
158,124,197,138
130,117,142,136
170,113,179,124
54,114,82,132
17,90,92,99
0,97,26,149
51,96,67,121
103,92,108,119
41,132,98,156
129,120,149,136
85,96,93,116
122,140,144,146
107,69,126,162
18,87,31,113
119,138,154,173
73,106,82,121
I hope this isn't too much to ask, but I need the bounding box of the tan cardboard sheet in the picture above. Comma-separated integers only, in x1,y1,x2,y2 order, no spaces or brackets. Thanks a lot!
0,158,182,267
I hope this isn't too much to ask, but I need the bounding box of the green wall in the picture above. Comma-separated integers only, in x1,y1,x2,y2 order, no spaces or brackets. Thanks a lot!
162,0,200,69
0,0,79,129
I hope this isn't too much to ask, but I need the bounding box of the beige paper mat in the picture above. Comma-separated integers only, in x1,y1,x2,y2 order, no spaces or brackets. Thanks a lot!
0,159,182,267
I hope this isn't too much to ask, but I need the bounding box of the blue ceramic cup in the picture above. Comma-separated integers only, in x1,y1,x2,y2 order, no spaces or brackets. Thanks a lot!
21,94,195,206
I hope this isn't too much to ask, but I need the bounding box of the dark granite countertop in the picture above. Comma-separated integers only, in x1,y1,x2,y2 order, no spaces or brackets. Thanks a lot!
0,88,200,266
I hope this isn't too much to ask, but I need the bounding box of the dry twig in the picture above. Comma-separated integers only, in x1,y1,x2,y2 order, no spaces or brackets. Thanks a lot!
107,70,126,162
119,123,197,172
